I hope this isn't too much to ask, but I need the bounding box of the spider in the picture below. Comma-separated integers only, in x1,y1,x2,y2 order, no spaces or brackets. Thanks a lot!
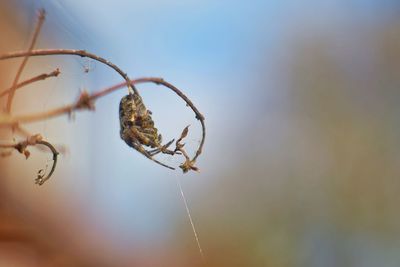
119,92,177,169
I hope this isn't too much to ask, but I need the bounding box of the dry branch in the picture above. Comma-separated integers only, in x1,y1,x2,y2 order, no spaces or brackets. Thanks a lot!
6,9,46,113
0,77,206,172
0,9,205,183
0,134,59,185
0,69,60,98
0,49,139,96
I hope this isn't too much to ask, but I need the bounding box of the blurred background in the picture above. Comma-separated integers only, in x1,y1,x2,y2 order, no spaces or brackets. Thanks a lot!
1,0,400,266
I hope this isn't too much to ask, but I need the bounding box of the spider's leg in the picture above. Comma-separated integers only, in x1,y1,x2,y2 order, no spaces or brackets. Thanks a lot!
130,140,175,170
148,148,161,156
148,139,175,156
160,139,179,155
130,126,159,148
129,130,175,170
135,128,173,154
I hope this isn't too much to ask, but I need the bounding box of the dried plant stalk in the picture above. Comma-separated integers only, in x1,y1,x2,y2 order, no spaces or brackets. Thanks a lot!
6,9,46,113
0,134,59,185
0,69,60,98
0,49,139,95
0,9,206,184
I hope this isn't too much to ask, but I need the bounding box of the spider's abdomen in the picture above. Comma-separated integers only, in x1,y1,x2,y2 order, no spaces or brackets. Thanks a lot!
119,94,162,148
119,94,136,128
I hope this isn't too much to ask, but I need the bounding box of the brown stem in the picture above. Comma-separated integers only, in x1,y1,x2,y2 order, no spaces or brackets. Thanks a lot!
6,9,46,113
1,77,206,168
0,69,60,98
8,105,74,124
35,140,59,185
0,49,138,96
14,124,66,154
0,135,59,185
0,143,16,149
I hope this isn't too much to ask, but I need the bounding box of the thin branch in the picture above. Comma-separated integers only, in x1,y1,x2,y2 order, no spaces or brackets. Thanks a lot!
0,77,206,171
6,9,46,113
4,105,75,124
0,143,17,149
0,49,138,96
0,69,60,98
14,124,67,154
1,8,205,178
0,90,94,125
0,134,59,185
35,140,59,185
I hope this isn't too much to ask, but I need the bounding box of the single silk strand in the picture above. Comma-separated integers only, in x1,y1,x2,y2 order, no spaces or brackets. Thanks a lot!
175,176,205,263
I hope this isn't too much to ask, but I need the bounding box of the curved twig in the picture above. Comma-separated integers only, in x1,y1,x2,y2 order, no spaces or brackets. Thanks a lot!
35,140,59,185
0,49,138,96
1,8,204,177
0,135,59,185
136,78,205,163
